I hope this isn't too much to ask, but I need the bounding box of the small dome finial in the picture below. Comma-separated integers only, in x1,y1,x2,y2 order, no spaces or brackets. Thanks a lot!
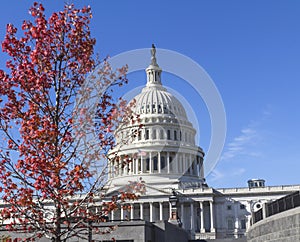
151,44,157,66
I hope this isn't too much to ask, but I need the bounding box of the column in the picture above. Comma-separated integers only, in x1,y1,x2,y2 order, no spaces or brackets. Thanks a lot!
192,159,195,175
175,154,178,173
158,152,161,173
118,157,122,176
262,202,267,219
234,202,239,237
108,161,111,179
179,154,182,173
167,152,170,173
190,202,195,234
159,202,163,220
107,161,113,179
189,154,193,175
200,201,205,233
181,203,185,228
177,154,180,173
197,157,200,177
209,201,215,232
169,202,172,219
149,152,152,174
121,206,124,220
141,155,144,173
150,202,153,222
129,158,132,175
135,157,139,174
112,161,115,178
200,159,204,178
130,204,134,220
182,153,186,174
111,210,114,221
123,162,127,175
140,203,144,220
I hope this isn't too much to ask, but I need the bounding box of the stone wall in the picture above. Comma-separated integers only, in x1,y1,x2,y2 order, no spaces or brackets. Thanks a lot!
247,207,300,242
190,239,246,242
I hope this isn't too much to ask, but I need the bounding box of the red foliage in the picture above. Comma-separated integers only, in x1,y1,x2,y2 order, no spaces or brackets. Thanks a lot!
0,3,142,242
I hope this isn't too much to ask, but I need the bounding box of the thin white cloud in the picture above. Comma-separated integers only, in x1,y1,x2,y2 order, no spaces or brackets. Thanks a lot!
232,168,246,176
209,167,246,182
208,108,272,184
220,107,272,162
220,127,259,161
209,169,225,181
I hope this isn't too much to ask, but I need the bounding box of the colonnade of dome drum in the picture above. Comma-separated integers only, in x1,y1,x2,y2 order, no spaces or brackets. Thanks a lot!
109,150,203,178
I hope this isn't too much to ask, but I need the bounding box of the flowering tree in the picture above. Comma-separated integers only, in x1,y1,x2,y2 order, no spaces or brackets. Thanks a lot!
0,3,141,241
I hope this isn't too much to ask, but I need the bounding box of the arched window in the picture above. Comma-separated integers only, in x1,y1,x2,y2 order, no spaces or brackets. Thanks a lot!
145,129,149,140
174,130,177,140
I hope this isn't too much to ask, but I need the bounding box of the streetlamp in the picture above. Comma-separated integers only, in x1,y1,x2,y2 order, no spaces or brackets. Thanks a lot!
169,189,181,226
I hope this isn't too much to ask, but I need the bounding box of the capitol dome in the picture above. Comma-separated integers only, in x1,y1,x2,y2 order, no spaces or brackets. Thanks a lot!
107,45,205,191
132,78,188,121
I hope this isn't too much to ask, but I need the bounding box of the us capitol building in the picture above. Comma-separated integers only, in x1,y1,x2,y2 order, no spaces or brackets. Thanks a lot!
103,46,300,241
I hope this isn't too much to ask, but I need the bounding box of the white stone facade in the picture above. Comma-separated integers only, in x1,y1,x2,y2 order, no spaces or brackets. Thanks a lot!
105,46,300,240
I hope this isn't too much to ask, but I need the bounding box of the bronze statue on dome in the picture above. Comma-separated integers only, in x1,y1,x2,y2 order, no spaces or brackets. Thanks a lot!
151,43,157,65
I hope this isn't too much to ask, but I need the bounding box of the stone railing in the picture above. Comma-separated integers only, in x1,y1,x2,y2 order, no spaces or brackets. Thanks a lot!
247,206,300,242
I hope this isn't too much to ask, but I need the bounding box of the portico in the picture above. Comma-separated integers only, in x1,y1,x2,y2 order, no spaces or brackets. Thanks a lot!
109,197,216,238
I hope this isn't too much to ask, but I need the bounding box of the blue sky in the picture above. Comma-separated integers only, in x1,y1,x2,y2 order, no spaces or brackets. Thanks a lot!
0,1,299,188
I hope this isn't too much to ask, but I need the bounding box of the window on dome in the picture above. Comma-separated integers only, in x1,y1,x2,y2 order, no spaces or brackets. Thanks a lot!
240,219,246,229
174,130,177,140
152,104,155,111
158,104,162,113
163,106,167,113
167,130,171,140
146,158,150,171
227,218,234,230
153,156,158,171
145,129,149,140
169,156,173,171
160,129,164,139
138,159,141,173
161,156,166,170
180,131,182,141
152,129,156,139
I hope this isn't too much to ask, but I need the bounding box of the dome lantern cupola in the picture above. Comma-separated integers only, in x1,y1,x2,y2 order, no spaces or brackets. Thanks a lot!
146,44,162,87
